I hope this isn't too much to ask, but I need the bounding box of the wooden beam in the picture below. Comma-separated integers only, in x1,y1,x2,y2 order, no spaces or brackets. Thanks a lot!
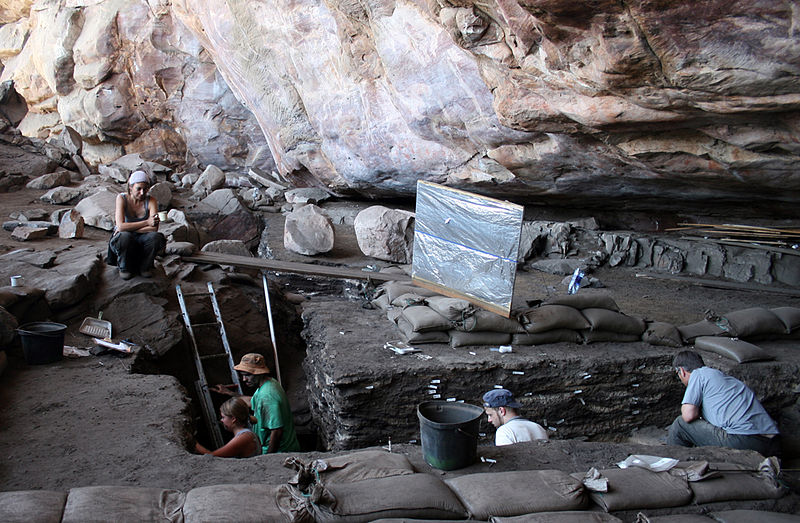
635,272,800,297
181,252,410,283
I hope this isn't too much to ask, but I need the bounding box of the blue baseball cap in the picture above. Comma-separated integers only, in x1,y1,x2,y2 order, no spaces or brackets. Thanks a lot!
483,388,521,408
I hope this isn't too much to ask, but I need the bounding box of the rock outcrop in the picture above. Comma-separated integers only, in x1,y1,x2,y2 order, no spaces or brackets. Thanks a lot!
2,0,799,214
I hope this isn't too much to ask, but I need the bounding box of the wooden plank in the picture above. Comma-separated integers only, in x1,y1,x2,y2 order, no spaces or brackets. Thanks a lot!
635,272,800,297
182,252,410,283
413,276,511,317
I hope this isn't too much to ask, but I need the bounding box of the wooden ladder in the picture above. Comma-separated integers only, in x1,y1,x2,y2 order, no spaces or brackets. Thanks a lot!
176,282,241,449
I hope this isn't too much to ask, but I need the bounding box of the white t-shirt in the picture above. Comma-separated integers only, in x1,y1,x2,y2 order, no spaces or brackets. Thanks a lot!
495,417,549,446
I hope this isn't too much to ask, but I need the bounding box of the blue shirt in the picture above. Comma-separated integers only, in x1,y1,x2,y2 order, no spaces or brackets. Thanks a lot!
683,367,779,435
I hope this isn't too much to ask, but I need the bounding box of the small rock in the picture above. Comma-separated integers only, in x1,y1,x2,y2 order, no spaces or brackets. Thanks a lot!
58,209,84,239
165,242,196,256
61,125,83,155
181,173,199,187
201,239,252,257
40,186,82,204
149,182,172,209
12,226,49,241
26,170,72,190
284,187,331,205
97,164,128,183
283,204,334,255
10,209,50,222
193,165,226,196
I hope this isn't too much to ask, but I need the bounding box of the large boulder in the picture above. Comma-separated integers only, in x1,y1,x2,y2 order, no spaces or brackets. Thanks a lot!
192,165,226,197
101,292,183,358
353,206,415,263
25,170,72,190
186,189,260,247
283,204,334,255
74,187,118,231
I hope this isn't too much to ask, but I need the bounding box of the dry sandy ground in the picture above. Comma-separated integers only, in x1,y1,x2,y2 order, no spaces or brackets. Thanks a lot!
1,184,799,519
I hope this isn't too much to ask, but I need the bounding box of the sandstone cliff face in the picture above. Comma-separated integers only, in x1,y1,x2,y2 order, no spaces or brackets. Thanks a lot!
3,0,799,213
0,0,273,172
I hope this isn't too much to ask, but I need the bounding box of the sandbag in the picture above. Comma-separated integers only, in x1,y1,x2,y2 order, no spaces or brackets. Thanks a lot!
580,330,641,344
425,295,473,321
512,329,583,345
642,321,683,348
450,330,511,348
689,470,786,504
183,484,283,523
391,293,428,308
636,515,713,522
62,486,184,523
400,305,453,332
0,490,67,523
720,307,787,339
371,294,391,311
521,305,590,333
491,513,623,522
396,316,449,344
543,292,620,311
581,308,646,335
693,336,774,363
312,450,416,484
712,510,800,522
771,307,800,334
312,473,467,523
445,470,586,520
454,309,525,333
677,320,725,343
573,467,691,512
379,282,438,302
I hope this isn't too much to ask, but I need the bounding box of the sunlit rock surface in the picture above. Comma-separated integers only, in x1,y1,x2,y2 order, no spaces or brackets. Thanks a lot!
3,0,799,213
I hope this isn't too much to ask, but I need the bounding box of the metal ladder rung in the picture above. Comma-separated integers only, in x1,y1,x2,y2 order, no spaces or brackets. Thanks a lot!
182,292,212,297
190,322,219,328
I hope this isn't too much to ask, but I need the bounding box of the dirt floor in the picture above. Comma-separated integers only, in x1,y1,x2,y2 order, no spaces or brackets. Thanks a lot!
1,183,799,519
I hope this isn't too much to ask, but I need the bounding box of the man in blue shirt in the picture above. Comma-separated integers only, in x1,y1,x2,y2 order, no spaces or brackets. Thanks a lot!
668,350,780,457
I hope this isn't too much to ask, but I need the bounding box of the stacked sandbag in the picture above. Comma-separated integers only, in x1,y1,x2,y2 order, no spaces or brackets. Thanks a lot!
517,292,647,345
448,307,525,348
678,307,800,345
276,450,468,522
445,470,587,520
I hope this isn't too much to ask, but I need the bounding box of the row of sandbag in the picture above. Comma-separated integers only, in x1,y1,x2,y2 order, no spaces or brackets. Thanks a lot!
372,281,653,348
276,450,788,522
371,281,800,355
3,449,787,522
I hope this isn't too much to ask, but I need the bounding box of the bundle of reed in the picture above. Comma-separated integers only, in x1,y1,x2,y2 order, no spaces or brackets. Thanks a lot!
665,223,800,248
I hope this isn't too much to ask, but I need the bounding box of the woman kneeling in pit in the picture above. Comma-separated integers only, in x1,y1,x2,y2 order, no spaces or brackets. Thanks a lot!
195,397,262,458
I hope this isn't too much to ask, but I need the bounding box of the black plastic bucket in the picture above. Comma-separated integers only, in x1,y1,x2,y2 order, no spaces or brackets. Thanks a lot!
17,322,66,365
417,400,484,471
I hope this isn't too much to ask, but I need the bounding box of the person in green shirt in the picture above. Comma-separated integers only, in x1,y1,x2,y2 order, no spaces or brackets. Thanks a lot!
216,353,300,454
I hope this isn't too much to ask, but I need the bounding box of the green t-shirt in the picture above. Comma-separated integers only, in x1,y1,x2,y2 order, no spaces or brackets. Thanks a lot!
251,378,300,453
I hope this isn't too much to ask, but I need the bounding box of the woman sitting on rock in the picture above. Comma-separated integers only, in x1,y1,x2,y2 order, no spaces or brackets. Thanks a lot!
195,397,262,458
108,170,166,280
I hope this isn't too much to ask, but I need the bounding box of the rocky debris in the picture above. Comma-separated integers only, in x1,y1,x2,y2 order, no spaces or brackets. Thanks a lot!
25,170,72,190
193,165,226,197
247,167,287,200
529,258,585,276
200,239,251,257
40,186,82,204
11,226,48,241
0,245,104,311
283,204,334,255
74,187,118,231
58,209,84,239
10,209,49,222
353,205,414,263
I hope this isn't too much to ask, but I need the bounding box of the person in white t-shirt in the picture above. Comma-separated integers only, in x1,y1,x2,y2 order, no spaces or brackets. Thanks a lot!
482,388,548,446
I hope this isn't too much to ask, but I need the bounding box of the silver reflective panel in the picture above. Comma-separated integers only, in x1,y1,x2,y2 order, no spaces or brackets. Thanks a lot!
411,181,523,317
